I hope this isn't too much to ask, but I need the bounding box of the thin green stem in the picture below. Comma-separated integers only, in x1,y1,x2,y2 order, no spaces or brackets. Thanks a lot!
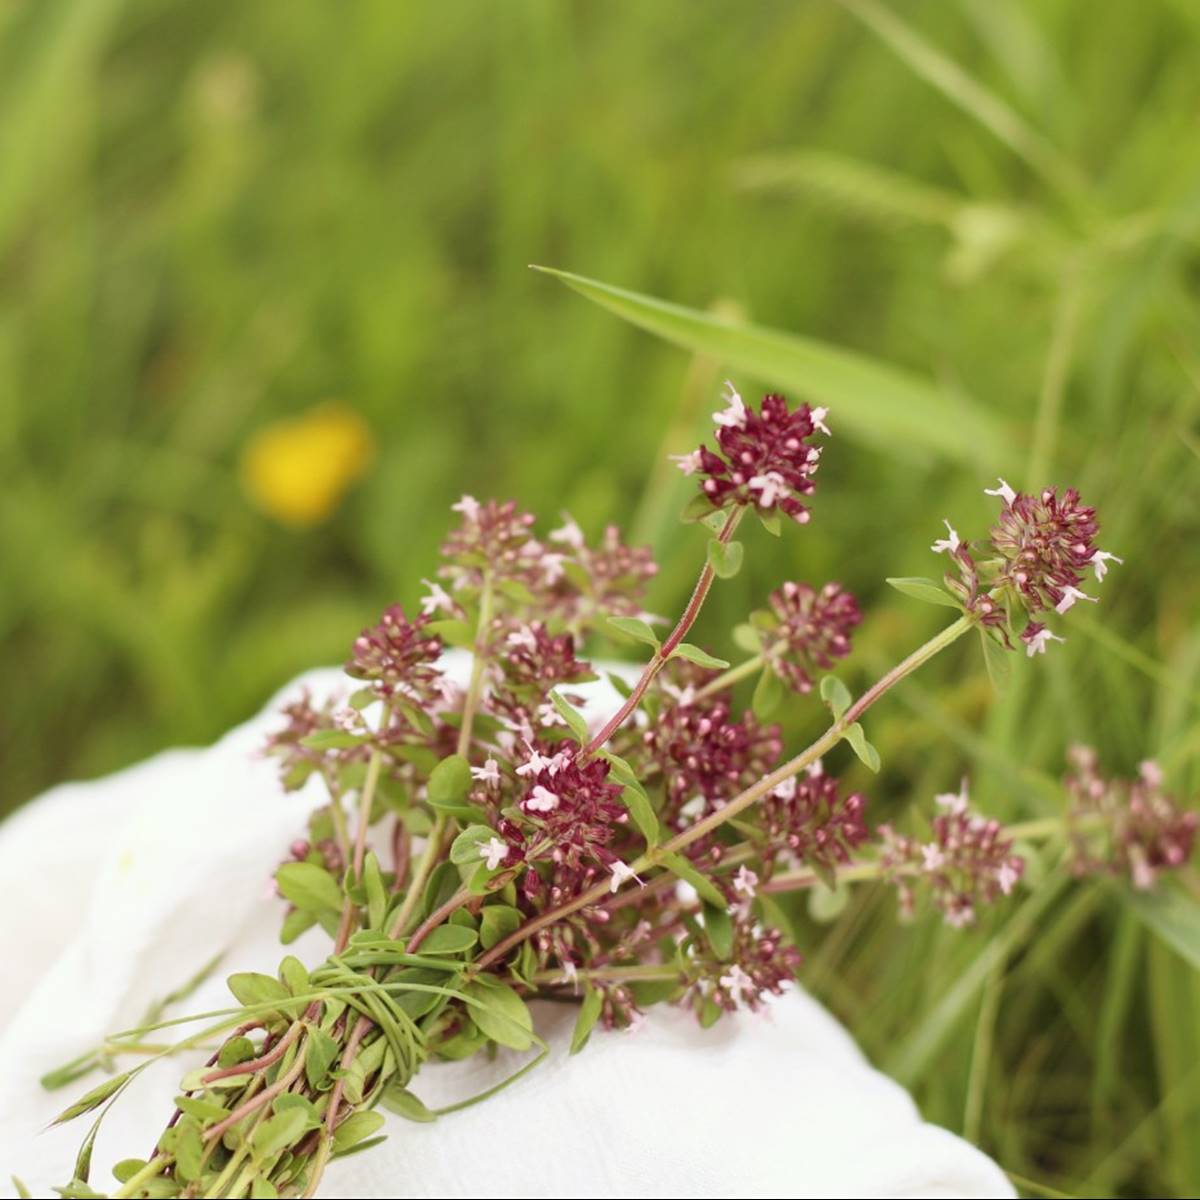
113,1155,170,1199
389,573,494,940
694,652,765,699
332,744,385,953
762,860,884,893
584,507,742,755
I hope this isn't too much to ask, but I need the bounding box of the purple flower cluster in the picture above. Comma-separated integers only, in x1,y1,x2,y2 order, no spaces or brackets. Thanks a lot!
514,745,628,873
345,604,443,703
764,580,862,694
879,781,1024,928
673,384,827,525
761,763,869,872
687,912,802,1017
932,479,1120,658
1064,746,1197,889
642,678,782,836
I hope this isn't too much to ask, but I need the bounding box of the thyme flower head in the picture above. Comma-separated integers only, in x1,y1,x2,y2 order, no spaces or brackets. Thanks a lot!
763,580,862,694
880,780,1024,928
1064,746,1197,889
675,383,828,525
345,604,443,703
761,762,869,872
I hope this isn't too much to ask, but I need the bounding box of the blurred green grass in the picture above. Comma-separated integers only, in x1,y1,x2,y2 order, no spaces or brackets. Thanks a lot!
1,0,1198,1195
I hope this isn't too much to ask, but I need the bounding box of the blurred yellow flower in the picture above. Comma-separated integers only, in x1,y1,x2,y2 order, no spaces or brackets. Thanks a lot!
240,403,374,527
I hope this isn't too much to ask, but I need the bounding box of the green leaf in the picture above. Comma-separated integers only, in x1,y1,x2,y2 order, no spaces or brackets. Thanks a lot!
226,971,291,1010
419,925,478,955
886,576,962,609
275,861,344,914
450,824,497,866
480,904,522,950
420,860,461,923
531,265,1012,465
272,1093,321,1129
280,907,317,944
298,729,369,750
702,901,734,960
173,1118,204,1183
752,664,784,720
819,674,853,719
332,1110,386,1153
217,1036,255,1069
706,538,744,579
620,785,660,847
363,852,387,930
304,1026,340,1090
757,508,782,536
599,750,641,790
606,615,661,648
251,1179,280,1199
427,754,473,811
111,1161,147,1185
462,977,534,1051
808,882,851,923
381,1082,437,1122
549,689,590,741
571,987,604,1055
843,722,881,773
174,1094,229,1123
278,955,309,998
659,850,726,908
672,642,730,670
605,671,634,699
980,630,1012,692
680,493,718,524
732,624,763,654
252,1107,309,1158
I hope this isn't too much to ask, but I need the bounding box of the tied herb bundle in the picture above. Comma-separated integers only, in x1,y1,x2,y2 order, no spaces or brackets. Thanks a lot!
45,385,1195,1199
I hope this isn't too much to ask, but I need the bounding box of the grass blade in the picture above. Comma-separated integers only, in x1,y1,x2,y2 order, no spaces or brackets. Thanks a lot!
532,265,1013,467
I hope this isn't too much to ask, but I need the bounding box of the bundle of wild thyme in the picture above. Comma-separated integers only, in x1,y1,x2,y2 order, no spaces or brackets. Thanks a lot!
45,385,1193,1200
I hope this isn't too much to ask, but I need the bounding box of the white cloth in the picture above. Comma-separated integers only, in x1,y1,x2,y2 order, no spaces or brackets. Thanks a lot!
0,666,1014,1199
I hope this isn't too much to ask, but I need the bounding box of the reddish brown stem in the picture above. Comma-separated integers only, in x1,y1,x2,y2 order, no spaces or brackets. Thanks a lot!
204,1054,305,1143
201,1023,296,1085
584,507,741,755
407,887,474,952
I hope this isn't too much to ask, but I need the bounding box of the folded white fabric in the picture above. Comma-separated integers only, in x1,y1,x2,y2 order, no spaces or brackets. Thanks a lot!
0,666,1014,1199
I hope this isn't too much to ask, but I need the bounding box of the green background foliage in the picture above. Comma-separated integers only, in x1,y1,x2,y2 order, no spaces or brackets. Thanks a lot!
1,1,1198,1195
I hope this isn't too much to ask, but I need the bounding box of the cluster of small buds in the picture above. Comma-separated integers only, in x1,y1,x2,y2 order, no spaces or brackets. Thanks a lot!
686,912,802,1016
933,479,1119,657
439,496,549,588
939,541,1007,636
1063,746,1197,889
284,834,344,877
513,744,628,873
762,580,862,694
989,483,1104,614
879,781,1024,928
344,604,444,704
594,981,645,1032
264,690,342,789
642,677,782,834
496,620,593,692
761,762,869,871
548,517,659,621
673,383,827,525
